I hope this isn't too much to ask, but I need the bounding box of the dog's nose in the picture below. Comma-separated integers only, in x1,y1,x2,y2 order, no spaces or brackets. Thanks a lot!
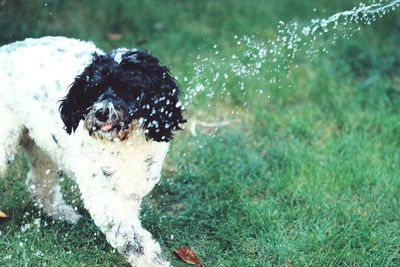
95,109,110,122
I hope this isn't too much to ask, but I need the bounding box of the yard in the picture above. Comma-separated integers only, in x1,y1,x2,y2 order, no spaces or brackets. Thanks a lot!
0,0,399,266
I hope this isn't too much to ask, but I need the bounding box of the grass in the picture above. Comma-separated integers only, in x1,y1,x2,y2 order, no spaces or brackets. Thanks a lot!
1,0,400,266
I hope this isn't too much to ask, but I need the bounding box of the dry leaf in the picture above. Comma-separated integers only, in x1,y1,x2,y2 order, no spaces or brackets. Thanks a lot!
175,246,203,266
107,32,123,41
0,210,8,219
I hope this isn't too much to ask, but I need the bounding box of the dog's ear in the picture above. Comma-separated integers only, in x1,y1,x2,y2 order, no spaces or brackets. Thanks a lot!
59,76,87,134
59,53,112,134
120,51,186,142
144,67,186,142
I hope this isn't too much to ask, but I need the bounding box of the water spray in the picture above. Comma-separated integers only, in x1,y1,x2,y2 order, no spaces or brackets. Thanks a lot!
184,0,400,109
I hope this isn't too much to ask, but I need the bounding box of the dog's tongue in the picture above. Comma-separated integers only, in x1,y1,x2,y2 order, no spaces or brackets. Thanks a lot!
101,123,114,132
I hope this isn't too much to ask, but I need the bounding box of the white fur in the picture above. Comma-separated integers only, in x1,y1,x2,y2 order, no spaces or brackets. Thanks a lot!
0,36,171,266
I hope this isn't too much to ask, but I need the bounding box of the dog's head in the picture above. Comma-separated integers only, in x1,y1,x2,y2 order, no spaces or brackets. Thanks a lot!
59,50,185,142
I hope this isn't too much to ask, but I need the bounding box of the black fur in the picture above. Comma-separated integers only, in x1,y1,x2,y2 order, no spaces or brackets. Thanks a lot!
59,50,185,142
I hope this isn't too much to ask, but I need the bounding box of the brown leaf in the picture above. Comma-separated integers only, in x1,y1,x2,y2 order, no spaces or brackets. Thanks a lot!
107,32,123,41
0,210,8,219
175,246,203,266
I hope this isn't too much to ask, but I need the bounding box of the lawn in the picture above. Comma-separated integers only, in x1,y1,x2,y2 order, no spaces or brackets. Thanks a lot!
1,0,400,266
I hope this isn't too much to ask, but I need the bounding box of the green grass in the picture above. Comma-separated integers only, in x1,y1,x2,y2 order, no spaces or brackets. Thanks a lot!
1,0,400,266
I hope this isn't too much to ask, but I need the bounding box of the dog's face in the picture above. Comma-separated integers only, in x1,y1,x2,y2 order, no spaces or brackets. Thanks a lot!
59,50,185,142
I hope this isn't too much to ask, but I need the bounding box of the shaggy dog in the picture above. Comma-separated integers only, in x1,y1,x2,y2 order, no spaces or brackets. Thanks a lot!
0,36,185,266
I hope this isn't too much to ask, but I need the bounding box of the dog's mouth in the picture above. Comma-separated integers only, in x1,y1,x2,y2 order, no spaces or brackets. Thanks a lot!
83,100,144,141
85,115,141,141
87,115,122,134
98,121,118,132
85,104,122,132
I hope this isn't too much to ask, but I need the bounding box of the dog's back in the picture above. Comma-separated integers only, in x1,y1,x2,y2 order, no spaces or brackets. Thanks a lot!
0,36,100,117
0,37,100,174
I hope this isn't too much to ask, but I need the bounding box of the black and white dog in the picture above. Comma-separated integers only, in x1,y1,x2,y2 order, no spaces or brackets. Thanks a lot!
0,36,185,266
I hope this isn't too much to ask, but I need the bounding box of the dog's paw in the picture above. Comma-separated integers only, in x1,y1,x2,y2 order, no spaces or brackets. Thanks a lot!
128,256,171,267
46,204,81,224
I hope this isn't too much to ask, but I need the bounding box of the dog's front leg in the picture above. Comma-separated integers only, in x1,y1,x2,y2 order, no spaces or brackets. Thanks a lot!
76,176,170,267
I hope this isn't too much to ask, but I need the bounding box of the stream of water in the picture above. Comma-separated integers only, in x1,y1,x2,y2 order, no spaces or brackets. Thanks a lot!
183,0,400,114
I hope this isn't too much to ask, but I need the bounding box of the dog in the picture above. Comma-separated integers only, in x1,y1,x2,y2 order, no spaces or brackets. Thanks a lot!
0,36,185,266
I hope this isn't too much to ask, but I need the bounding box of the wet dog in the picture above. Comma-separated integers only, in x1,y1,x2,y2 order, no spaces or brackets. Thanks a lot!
0,36,185,266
